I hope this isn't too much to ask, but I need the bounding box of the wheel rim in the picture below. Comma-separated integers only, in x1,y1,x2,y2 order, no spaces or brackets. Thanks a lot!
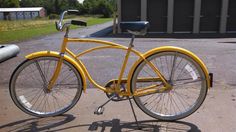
131,52,207,120
10,57,82,117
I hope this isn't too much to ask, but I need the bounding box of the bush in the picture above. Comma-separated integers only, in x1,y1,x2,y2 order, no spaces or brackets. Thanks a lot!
97,0,113,18
82,0,114,18
49,14,59,20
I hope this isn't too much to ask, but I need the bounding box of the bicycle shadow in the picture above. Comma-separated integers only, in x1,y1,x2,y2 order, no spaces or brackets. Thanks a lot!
51,118,201,132
87,119,201,132
0,115,201,132
0,114,75,132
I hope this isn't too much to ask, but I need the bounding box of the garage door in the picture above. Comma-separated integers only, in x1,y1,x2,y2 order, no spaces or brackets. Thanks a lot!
121,0,141,21
200,0,221,32
147,0,167,32
173,0,194,32
227,0,236,32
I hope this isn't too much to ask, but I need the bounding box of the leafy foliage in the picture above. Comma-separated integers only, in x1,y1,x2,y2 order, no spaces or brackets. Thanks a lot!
82,0,114,17
0,0,115,17
10,0,115,18
0,0,20,7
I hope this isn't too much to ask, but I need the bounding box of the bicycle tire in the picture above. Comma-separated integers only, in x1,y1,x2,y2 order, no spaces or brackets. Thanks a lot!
131,51,208,121
9,56,83,117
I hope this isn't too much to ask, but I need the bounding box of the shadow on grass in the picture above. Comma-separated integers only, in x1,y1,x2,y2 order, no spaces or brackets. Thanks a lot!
0,115,200,132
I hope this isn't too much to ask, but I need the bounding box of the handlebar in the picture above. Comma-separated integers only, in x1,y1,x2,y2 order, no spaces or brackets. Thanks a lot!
55,10,85,32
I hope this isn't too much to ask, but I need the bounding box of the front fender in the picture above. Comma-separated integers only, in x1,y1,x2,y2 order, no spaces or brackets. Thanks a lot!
25,51,87,92
127,46,211,92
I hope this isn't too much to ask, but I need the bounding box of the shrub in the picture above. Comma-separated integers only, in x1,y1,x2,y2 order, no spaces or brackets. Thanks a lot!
49,14,59,20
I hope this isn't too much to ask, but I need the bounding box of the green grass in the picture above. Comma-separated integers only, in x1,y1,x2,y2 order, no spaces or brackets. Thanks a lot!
0,17,112,44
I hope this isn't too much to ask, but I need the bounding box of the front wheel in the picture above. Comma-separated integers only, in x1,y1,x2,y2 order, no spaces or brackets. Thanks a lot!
131,51,208,121
9,56,83,117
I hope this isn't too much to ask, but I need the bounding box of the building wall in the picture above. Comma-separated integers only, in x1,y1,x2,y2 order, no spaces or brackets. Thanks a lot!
32,12,39,18
0,8,46,20
16,12,24,19
39,9,46,17
24,12,31,19
118,0,235,34
0,13,3,20
10,12,16,20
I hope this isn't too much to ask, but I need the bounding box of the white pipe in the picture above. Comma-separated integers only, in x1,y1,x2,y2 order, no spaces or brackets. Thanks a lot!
0,45,20,62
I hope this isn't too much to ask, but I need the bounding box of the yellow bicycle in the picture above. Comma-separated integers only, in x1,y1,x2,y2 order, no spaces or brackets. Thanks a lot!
9,10,213,121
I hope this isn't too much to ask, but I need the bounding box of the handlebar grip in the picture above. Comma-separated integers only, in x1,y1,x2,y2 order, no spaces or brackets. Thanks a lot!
71,20,87,26
68,10,79,15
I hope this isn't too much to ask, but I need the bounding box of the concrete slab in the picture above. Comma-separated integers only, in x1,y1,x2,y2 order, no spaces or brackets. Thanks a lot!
0,88,235,132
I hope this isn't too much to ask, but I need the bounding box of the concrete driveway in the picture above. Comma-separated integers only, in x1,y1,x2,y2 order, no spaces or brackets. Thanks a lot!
0,22,236,131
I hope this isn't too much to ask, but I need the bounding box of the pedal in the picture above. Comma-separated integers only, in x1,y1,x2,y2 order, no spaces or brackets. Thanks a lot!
94,106,105,115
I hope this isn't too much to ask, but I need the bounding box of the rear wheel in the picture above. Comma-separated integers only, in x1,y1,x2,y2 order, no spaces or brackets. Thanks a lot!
131,51,208,121
9,57,83,117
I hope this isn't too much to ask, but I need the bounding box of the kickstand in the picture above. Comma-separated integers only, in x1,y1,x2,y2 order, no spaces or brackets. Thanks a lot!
128,97,141,130
94,95,115,115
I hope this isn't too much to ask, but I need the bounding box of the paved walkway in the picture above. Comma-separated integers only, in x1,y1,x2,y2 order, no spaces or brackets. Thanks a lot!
1,22,236,131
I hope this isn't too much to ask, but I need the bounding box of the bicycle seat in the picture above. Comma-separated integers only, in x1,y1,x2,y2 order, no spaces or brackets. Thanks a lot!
120,21,149,35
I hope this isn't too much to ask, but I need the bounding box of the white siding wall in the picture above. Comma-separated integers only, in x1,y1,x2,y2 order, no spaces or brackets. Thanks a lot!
17,12,24,19
32,12,39,18
0,8,45,20
24,12,31,19
10,12,16,20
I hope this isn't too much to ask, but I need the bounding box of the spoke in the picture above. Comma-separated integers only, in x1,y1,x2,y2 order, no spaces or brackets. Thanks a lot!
165,56,170,79
170,94,182,114
26,64,44,87
56,68,74,86
175,62,189,81
30,89,44,109
158,93,166,114
52,92,57,113
42,94,49,113
165,93,171,115
173,90,193,110
35,60,48,89
142,94,156,105
170,53,177,81
174,78,203,86
23,87,43,99
35,92,47,112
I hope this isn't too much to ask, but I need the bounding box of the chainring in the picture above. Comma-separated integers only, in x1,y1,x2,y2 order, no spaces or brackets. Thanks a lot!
105,81,128,101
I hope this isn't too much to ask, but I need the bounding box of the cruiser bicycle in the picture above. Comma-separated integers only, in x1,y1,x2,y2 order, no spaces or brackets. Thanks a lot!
9,10,213,122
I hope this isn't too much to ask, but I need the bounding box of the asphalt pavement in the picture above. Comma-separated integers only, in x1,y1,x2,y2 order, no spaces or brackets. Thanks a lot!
1,21,236,131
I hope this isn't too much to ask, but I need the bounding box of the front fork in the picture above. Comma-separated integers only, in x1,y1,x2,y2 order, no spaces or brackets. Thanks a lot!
47,37,68,91
47,54,64,91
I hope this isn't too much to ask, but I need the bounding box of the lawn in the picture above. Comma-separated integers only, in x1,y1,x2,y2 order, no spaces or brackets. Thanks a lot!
0,17,112,44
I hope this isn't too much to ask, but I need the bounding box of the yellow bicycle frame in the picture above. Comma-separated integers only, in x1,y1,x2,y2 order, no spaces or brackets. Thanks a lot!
26,37,211,97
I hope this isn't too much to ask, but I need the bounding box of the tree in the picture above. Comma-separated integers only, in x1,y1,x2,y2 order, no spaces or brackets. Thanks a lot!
18,0,115,17
0,0,20,8
19,0,34,7
97,0,113,17
82,0,115,17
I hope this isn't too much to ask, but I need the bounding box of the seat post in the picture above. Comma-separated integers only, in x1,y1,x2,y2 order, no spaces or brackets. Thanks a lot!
129,35,135,48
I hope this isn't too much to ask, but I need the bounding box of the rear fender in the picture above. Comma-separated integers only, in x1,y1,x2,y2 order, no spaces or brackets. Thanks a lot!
127,46,211,94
